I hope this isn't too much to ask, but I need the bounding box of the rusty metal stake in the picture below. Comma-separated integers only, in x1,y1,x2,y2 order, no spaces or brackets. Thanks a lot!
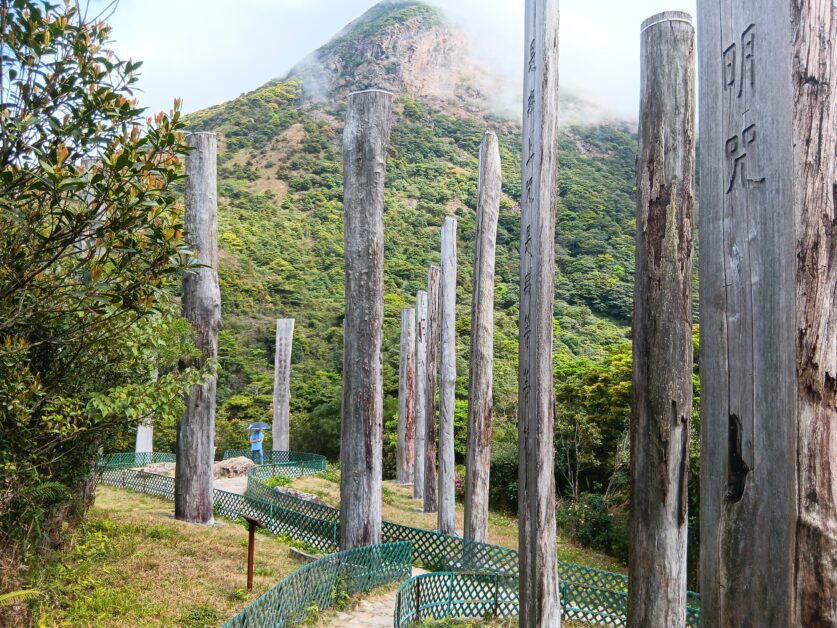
242,514,265,592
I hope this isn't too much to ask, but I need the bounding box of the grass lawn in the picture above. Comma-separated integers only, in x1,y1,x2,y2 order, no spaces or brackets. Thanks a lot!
33,486,302,627
290,473,627,574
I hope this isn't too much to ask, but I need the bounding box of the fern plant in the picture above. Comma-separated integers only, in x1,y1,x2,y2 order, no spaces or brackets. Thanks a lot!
0,589,41,607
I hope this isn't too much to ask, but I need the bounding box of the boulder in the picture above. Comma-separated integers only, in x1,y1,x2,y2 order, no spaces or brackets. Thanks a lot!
139,462,176,476
213,456,255,479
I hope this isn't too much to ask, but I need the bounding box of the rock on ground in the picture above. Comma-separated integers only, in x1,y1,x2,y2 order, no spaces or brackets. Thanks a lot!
139,462,176,476
274,486,327,506
213,456,255,479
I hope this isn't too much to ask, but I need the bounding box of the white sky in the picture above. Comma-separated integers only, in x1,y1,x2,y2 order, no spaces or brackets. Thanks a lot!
102,0,696,121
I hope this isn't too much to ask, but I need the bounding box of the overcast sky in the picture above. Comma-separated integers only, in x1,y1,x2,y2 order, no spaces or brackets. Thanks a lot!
102,0,696,121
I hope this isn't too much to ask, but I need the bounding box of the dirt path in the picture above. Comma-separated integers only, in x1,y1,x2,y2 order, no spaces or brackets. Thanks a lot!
213,475,248,494
322,567,427,627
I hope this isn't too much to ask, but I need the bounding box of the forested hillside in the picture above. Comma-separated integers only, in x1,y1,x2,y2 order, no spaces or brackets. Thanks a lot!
170,1,637,480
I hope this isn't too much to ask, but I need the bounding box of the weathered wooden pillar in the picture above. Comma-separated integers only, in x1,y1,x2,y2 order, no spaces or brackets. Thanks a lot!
438,217,457,535
272,318,294,452
698,1,836,625
135,368,158,456
423,264,440,513
629,12,695,628
518,0,561,624
396,308,417,485
339,89,393,550
413,291,428,499
464,132,501,544
175,132,220,525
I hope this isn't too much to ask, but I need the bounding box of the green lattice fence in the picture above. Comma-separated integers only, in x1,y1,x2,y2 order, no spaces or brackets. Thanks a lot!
382,521,517,575
222,450,327,468
96,451,176,470
96,453,701,626
224,542,412,627
394,572,519,626
98,467,175,499
394,568,700,627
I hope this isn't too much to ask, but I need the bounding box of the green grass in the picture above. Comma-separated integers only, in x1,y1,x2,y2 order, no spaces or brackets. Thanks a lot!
32,486,302,627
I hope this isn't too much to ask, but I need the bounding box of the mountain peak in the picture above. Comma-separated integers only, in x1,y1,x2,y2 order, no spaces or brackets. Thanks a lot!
289,1,476,103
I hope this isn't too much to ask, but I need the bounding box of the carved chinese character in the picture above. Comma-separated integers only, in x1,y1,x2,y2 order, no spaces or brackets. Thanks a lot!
525,176,535,204
722,24,756,97
723,43,736,89
523,225,532,255
528,39,536,73
738,25,755,98
725,123,765,193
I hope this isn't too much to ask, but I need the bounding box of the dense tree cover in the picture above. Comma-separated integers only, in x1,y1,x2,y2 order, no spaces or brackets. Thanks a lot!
0,0,204,594
181,71,637,466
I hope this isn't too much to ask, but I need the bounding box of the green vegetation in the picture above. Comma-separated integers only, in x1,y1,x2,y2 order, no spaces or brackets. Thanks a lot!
0,0,204,603
31,487,300,626
168,4,650,570
177,79,637,470
263,475,294,489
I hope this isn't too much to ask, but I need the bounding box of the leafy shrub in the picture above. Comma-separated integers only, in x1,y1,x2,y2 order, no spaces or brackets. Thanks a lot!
263,475,293,489
557,493,626,559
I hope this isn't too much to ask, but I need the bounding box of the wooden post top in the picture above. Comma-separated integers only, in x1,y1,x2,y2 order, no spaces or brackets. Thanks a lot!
241,514,265,529
641,11,693,33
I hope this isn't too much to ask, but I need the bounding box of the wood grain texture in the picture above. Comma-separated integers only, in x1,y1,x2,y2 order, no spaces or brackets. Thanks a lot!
438,217,457,535
629,12,695,628
518,1,561,624
175,132,221,525
396,308,416,485
414,291,428,500
424,264,440,514
790,2,836,624
698,1,836,624
272,318,294,451
464,132,501,544
339,89,393,550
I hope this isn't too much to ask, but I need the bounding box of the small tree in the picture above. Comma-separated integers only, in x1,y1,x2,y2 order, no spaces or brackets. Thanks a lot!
0,0,196,588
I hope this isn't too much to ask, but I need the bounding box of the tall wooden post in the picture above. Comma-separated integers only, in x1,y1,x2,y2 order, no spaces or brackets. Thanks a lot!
135,368,156,455
396,308,417,485
464,132,501,543
423,264,440,513
414,291,428,499
175,132,220,525
339,89,393,550
272,318,294,452
438,217,457,535
518,0,561,624
698,1,836,625
629,12,695,628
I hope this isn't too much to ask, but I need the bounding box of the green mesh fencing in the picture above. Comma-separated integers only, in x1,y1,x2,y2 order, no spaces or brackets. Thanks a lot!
382,521,517,575
224,542,412,627
96,451,176,470
222,450,327,468
394,568,701,627
98,467,176,499
394,572,519,626
97,453,700,626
